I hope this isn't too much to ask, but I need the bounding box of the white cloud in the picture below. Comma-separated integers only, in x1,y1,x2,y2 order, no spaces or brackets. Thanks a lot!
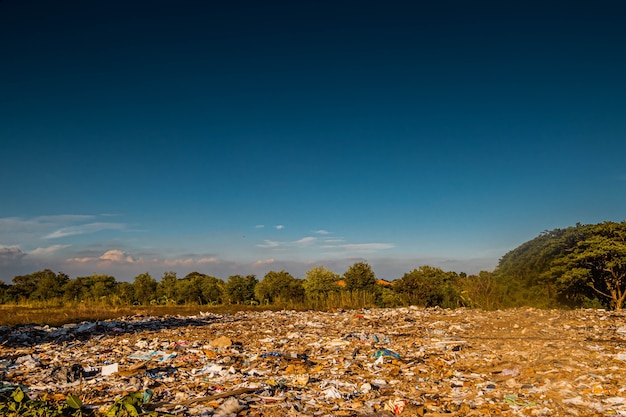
340,243,394,251
254,258,275,266
44,222,125,239
163,258,195,267
66,256,94,264
324,238,345,243
255,224,265,229
274,225,284,230
294,237,316,246
197,257,219,264
314,229,330,235
257,240,281,248
321,242,394,254
35,215,95,223
99,249,136,263
0,246,25,266
29,245,70,256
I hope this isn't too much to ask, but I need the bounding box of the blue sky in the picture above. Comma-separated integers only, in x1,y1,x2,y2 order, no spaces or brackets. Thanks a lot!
1,1,625,282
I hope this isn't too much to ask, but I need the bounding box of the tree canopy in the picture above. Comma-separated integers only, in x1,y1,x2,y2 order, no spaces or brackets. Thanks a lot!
343,262,377,292
393,265,461,308
496,221,626,309
303,266,341,299
254,270,304,304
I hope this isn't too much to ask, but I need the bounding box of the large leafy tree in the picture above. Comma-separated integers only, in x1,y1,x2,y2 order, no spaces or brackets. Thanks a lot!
64,274,117,302
497,221,626,309
175,272,224,304
495,227,572,307
115,282,135,305
393,265,461,308
224,274,258,304
12,269,69,301
255,270,305,304
303,266,341,299
133,272,157,305
542,222,626,309
157,271,178,302
198,274,224,304
343,261,377,292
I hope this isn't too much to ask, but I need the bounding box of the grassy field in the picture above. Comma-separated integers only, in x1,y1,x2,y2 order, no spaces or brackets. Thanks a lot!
0,291,385,327
0,304,281,327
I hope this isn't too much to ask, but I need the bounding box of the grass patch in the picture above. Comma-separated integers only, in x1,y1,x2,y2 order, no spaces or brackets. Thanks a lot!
0,303,282,327
0,290,382,327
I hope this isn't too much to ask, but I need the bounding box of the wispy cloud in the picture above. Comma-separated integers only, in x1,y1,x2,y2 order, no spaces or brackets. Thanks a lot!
257,240,281,248
314,229,330,235
29,245,70,256
0,215,93,243
163,258,195,267
324,238,345,243
198,257,219,264
320,242,395,254
255,224,265,229
294,237,316,246
254,258,275,266
339,243,394,251
274,225,284,230
44,222,125,239
36,215,95,223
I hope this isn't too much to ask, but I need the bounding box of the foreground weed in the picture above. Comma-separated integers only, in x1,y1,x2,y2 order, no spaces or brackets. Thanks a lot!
104,391,178,417
0,387,93,417
0,388,181,417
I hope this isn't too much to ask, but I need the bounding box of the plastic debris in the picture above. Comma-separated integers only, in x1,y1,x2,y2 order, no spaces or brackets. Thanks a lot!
2,307,626,415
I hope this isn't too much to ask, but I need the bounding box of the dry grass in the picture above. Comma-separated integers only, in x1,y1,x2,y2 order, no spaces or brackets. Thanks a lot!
0,303,280,327
0,290,382,327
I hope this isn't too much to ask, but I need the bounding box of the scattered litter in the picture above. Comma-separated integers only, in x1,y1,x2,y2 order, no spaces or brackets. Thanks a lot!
2,307,626,415
100,363,119,376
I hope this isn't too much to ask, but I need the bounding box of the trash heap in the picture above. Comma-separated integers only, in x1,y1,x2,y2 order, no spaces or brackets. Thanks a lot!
2,307,626,416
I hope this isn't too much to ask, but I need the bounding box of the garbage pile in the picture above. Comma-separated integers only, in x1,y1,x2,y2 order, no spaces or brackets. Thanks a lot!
2,307,626,416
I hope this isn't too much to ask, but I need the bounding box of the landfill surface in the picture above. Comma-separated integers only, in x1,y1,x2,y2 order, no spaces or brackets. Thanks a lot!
2,307,626,416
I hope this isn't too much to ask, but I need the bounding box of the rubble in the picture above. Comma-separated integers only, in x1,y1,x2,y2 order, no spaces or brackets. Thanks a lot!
2,307,626,416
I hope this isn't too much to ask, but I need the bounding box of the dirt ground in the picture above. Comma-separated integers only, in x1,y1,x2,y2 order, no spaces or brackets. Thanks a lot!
2,307,626,416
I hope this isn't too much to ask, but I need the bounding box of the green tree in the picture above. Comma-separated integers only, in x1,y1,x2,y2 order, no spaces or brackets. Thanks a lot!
496,221,626,309
224,274,258,304
89,274,117,300
343,262,377,292
0,280,10,303
459,270,502,310
303,266,341,299
133,272,157,305
255,270,305,304
115,282,135,305
157,271,178,303
13,269,69,301
542,222,626,309
175,278,199,304
394,266,461,308
64,277,91,302
198,274,224,304
495,227,570,307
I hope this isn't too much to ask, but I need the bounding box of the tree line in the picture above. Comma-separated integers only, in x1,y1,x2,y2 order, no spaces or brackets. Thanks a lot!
3,221,626,310
0,262,477,309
